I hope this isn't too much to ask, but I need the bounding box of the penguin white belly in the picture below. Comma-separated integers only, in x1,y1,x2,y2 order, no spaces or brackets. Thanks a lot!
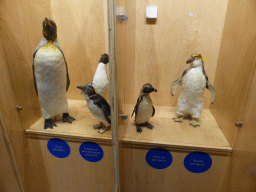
177,67,206,118
86,99,110,126
34,46,68,119
92,63,109,98
135,96,153,124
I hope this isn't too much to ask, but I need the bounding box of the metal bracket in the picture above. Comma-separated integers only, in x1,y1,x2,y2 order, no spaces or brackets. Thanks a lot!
235,122,243,128
118,114,128,120
16,106,22,111
117,15,128,21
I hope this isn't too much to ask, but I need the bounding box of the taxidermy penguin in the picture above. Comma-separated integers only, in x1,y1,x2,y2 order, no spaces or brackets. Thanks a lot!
92,53,109,99
77,84,111,134
131,83,157,133
32,18,75,129
171,54,216,127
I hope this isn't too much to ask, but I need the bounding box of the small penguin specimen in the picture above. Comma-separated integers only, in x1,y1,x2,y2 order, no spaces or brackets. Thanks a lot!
92,53,109,99
77,84,111,134
32,18,75,129
171,54,216,127
131,83,157,133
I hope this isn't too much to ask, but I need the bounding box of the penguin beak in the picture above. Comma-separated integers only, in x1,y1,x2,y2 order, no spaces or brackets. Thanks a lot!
45,17,52,26
186,57,194,64
77,86,84,94
153,88,157,92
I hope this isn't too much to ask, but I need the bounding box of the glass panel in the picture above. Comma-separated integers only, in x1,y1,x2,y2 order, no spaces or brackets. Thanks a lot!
0,0,114,191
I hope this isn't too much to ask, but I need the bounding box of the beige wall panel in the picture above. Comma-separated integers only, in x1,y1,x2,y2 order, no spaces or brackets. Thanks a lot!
116,0,136,133
116,0,125,114
0,125,21,192
0,12,42,129
29,138,114,192
210,0,256,146
116,0,136,110
122,148,229,192
221,65,256,192
119,0,228,108
50,0,108,100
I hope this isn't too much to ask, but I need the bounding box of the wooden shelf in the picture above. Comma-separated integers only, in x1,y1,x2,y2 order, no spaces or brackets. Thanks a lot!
26,100,112,144
120,105,232,155
27,100,232,154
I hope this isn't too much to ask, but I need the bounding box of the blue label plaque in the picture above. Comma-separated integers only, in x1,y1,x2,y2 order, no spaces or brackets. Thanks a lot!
47,138,70,158
146,148,173,169
79,142,104,162
184,152,212,173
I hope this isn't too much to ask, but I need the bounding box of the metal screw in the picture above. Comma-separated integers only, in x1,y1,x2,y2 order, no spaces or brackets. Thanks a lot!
119,114,128,120
16,106,22,111
117,15,128,21
235,122,243,128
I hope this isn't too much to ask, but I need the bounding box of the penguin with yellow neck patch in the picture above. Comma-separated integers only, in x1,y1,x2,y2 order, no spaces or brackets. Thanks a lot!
171,54,216,127
32,18,75,129
132,83,157,133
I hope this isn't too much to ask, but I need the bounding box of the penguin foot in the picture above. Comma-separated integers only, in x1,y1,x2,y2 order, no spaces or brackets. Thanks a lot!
136,125,142,133
98,126,109,134
145,122,154,129
44,119,57,129
173,117,184,123
190,120,200,127
62,113,76,123
94,122,103,129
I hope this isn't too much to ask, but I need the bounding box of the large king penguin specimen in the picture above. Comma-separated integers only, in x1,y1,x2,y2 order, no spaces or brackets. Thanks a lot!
32,18,75,129
171,54,216,127
77,84,111,134
132,83,157,133
92,53,109,99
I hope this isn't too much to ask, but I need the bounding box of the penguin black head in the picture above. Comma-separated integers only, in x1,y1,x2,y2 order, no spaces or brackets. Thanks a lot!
99,53,109,64
42,18,57,41
77,84,96,96
141,83,157,94
186,54,205,68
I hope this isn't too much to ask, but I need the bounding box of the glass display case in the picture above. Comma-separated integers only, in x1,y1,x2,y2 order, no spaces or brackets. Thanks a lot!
0,0,256,192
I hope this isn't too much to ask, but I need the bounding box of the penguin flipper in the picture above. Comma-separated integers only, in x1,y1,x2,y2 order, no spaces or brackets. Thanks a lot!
32,64,38,95
53,40,70,91
152,106,155,117
92,94,111,124
131,95,143,117
207,81,216,104
171,78,182,96
102,105,111,124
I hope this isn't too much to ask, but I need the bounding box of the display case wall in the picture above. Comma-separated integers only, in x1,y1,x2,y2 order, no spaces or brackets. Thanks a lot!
213,0,256,191
0,0,114,191
0,122,21,192
210,0,256,146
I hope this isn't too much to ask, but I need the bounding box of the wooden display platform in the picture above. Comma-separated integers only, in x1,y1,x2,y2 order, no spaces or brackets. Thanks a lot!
121,105,232,155
26,100,232,154
26,100,112,144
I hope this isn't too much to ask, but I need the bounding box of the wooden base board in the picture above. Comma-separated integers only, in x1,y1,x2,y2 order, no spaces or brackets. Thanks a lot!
121,105,232,155
121,148,229,192
26,100,112,144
